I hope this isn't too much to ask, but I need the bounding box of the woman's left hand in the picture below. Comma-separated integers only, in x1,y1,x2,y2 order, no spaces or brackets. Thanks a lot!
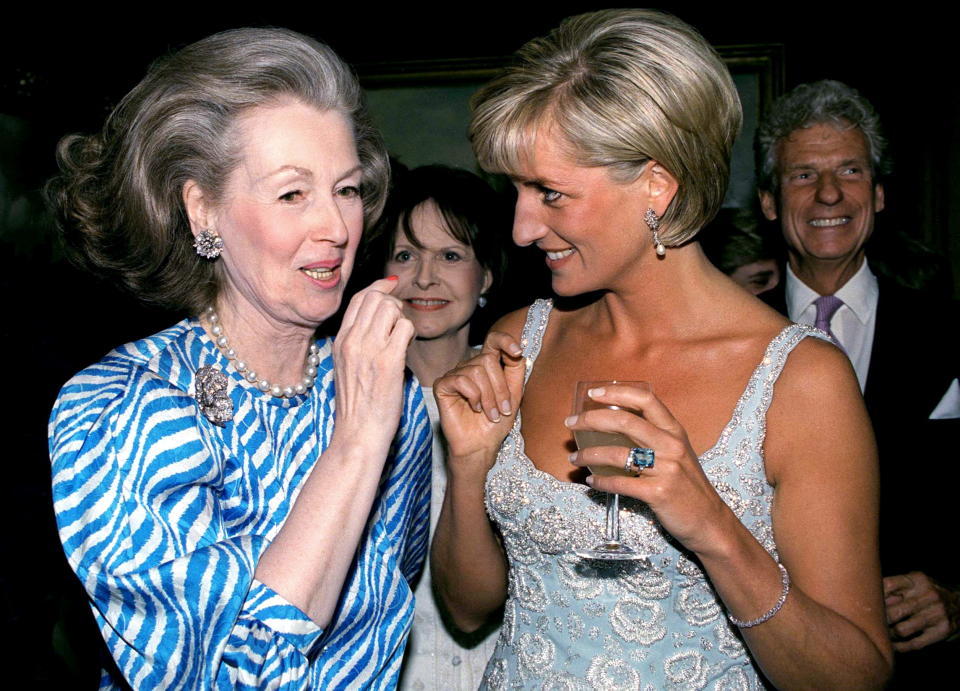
566,383,730,555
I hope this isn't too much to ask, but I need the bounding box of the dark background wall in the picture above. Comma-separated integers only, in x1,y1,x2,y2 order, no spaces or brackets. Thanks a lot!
2,5,956,686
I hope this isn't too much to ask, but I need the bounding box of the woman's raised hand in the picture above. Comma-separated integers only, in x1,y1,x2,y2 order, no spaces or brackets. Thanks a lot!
332,277,416,455
434,331,525,466
566,383,730,555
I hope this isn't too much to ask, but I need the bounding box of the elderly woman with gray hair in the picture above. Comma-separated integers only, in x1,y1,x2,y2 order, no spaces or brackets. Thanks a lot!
47,28,430,690
431,9,893,690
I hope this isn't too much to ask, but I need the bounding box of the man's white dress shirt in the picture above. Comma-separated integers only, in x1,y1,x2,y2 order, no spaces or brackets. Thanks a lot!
785,260,878,392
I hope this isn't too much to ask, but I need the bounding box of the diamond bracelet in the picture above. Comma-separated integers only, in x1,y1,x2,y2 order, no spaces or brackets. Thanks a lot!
727,563,791,628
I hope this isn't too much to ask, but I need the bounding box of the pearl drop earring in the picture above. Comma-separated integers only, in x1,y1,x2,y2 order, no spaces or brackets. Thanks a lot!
644,208,666,257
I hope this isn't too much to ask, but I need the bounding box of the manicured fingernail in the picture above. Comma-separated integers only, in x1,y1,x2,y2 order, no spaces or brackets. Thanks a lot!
500,400,512,415
584,475,594,486
588,387,605,398
473,401,482,412
564,415,577,427
386,275,399,281
568,453,578,463
509,343,522,356
490,408,501,422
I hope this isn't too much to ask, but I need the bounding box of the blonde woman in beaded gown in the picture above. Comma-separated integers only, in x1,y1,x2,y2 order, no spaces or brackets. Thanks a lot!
430,10,893,691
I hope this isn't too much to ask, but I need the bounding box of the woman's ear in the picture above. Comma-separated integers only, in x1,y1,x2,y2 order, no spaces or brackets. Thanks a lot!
480,267,494,296
182,180,214,237
645,161,679,216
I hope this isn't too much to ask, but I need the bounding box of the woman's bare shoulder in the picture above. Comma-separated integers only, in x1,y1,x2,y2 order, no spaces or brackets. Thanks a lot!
777,334,860,398
765,333,874,482
731,288,793,331
489,304,539,343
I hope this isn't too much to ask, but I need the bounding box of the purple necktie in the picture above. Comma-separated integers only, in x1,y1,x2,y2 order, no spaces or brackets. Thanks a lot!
814,294,844,347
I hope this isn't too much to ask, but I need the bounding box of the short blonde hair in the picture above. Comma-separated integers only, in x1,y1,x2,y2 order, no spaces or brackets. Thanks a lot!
470,9,741,245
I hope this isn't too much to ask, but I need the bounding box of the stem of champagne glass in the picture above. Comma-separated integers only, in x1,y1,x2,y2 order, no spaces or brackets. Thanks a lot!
605,493,620,545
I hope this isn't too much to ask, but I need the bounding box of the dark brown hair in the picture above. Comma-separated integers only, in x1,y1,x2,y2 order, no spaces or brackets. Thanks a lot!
364,164,508,293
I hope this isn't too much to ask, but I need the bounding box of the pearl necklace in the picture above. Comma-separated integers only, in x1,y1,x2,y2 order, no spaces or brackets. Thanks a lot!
204,306,320,398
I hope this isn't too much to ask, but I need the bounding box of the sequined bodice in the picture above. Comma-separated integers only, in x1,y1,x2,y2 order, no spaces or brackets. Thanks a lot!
481,300,825,691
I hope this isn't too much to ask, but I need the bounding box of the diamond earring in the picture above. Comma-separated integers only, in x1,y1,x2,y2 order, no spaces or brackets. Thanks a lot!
194,229,224,259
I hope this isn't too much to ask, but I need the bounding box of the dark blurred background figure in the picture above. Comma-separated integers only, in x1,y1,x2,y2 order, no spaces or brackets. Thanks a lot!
755,79,959,689
700,207,783,295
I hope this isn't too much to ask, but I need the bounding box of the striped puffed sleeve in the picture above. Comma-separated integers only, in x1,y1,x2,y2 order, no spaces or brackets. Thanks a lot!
50,357,320,690
310,373,433,690
395,378,432,584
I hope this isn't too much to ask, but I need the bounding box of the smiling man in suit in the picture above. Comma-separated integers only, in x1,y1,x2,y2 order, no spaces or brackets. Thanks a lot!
755,80,959,687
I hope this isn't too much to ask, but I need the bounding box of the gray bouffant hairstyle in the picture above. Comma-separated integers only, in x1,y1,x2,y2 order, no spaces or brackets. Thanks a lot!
470,9,742,246
46,27,389,313
755,80,889,194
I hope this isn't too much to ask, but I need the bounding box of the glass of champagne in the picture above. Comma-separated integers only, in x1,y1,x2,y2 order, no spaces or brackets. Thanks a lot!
572,380,652,565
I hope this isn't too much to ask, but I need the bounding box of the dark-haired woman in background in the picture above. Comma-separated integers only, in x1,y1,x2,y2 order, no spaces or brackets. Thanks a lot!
363,165,507,690
47,28,429,689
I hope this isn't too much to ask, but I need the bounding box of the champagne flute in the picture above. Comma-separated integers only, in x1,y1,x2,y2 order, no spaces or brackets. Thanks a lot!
572,380,652,565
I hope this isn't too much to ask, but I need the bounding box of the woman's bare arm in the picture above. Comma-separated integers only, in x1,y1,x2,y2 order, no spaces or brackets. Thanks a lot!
736,339,892,689
431,312,526,631
430,448,510,632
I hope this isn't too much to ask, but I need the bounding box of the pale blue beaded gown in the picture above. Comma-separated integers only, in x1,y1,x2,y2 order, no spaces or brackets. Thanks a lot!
481,300,827,691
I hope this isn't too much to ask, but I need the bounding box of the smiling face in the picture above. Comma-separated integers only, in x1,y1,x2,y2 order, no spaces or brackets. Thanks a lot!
509,127,676,296
760,123,884,275
190,101,364,331
385,200,492,341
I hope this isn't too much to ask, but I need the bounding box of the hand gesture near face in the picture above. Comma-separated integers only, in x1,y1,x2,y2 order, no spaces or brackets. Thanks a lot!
434,331,525,474
332,277,416,458
566,383,730,554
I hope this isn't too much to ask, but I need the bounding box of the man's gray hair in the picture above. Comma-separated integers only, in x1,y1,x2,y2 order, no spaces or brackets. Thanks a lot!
755,80,889,194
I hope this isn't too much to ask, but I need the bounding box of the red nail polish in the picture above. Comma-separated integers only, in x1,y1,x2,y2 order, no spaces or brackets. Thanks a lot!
386,275,399,281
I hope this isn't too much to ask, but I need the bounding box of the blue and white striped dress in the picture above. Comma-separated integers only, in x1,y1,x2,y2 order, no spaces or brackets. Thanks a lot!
49,319,432,690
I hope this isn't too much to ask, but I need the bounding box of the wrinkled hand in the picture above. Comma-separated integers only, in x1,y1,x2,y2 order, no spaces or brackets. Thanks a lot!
332,278,415,456
434,331,525,469
566,384,730,555
884,571,960,652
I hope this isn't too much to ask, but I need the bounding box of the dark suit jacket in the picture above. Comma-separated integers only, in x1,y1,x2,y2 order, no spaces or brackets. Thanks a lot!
764,274,958,686
764,274,958,577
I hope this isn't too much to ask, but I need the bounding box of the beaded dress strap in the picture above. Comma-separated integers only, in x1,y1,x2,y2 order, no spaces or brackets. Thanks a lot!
747,323,832,449
518,299,553,385
761,323,830,380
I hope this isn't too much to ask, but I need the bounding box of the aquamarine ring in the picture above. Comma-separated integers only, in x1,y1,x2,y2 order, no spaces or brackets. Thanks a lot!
626,447,655,475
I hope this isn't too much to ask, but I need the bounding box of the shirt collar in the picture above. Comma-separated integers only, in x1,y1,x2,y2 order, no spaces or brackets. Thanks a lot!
785,259,878,325
834,259,878,324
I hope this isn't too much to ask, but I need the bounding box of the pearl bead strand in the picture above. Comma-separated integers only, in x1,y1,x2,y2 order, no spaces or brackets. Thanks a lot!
205,306,319,398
